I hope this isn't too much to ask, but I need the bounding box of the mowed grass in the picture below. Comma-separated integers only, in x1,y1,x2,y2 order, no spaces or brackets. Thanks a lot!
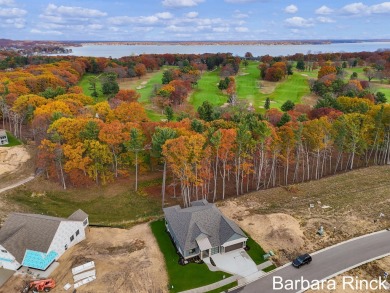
8,181,162,228
0,131,21,147
78,73,105,102
118,67,173,121
189,61,311,111
245,232,267,265
265,74,311,108
190,69,228,109
236,62,262,107
150,220,230,292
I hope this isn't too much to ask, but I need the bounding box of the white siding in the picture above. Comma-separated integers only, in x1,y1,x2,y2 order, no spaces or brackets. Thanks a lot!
47,221,86,259
0,244,20,270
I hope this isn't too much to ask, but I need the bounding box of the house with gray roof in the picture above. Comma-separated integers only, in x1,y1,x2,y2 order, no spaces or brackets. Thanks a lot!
163,200,247,260
0,209,88,271
0,129,8,146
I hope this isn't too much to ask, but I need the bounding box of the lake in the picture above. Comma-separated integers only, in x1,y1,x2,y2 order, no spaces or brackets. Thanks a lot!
64,42,390,58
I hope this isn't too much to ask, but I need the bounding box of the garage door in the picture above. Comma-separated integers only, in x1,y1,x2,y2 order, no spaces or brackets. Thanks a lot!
224,242,243,253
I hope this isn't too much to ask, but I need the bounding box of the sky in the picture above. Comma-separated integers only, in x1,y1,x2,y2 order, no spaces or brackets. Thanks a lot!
1,0,390,41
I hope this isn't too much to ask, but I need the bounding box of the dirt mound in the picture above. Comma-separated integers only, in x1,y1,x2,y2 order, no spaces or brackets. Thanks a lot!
219,201,306,254
0,146,30,176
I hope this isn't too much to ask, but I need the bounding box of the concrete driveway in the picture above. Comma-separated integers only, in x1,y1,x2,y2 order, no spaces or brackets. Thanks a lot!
204,249,259,277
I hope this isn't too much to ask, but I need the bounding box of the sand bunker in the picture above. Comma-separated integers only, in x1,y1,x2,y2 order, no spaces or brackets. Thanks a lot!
0,146,30,176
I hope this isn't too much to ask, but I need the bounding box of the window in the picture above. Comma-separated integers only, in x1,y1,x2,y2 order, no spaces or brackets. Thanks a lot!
1,249,7,253
83,219,88,226
64,244,68,250
70,235,74,242
189,248,196,254
76,230,80,236
210,246,220,255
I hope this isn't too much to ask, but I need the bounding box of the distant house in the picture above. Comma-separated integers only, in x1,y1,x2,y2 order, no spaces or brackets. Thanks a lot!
163,200,247,260
0,210,89,271
0,129,8,146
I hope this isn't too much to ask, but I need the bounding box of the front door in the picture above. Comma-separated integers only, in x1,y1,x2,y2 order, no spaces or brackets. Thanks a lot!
201,250,209,259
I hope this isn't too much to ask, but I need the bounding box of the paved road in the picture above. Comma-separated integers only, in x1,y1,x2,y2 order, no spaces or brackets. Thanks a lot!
232,230,390,292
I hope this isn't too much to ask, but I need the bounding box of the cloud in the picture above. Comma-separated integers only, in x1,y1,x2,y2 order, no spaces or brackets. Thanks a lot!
316,16,335,23
213,27,229,32
44,4,107,18
284,4,298,14
185,11,198,18
87,24,103,30
341,2,390,16
108,15,159,25
341,2,368,15
2,17,25,28
369,2,390,14
285,16,314,28
155,12,174,19
225,0,259,3
235,26,249,32
234,13,249,18
30,29,63,35
0,7,26,17
315,5,333,15
0,0,15,6
162,0,204,7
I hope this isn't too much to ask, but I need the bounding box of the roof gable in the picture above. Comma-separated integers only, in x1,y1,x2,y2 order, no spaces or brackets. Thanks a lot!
164,200,247,252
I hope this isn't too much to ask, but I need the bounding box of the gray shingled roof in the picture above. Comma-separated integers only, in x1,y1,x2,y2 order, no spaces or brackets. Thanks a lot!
163,200,247,252
0,210,88,263
68,209,88,221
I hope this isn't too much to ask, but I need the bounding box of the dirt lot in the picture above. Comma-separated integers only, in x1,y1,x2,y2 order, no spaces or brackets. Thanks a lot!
1,224,168,293
218,165,390,265
0,146,31,177
0,145,35,219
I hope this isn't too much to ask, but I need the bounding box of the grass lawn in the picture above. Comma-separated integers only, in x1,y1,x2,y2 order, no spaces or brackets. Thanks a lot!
78,73,105,102
190,69,228,109
263,264,276,272
263,73,311,109
135,69,166,103
0,131,21,147
245,232,267,265
8,182,162,228
236,62,262,107
151,220,229,292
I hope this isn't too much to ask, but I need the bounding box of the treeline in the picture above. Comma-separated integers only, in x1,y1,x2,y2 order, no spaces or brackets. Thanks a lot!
0,51,389,208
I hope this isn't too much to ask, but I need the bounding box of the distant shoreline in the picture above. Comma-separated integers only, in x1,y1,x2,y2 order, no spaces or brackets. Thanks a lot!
73,39,390,47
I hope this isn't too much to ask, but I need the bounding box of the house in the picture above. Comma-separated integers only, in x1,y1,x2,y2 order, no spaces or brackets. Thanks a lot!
0,209,88,271
163,199,247,260
0,129,8,146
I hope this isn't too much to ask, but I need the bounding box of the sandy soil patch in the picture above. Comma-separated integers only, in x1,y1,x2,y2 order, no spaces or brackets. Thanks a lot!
259,80,279,94
2,225,168,293
0,146,30,176
219,201,306,263
300,93,319,107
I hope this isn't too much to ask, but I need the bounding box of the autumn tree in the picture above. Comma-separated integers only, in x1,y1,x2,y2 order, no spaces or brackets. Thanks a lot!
125,128,145,191
151,127,178,206
134,63,147,79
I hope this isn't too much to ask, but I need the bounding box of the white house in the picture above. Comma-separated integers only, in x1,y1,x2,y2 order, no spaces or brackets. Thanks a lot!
0,129,8,146
0,210,88,271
